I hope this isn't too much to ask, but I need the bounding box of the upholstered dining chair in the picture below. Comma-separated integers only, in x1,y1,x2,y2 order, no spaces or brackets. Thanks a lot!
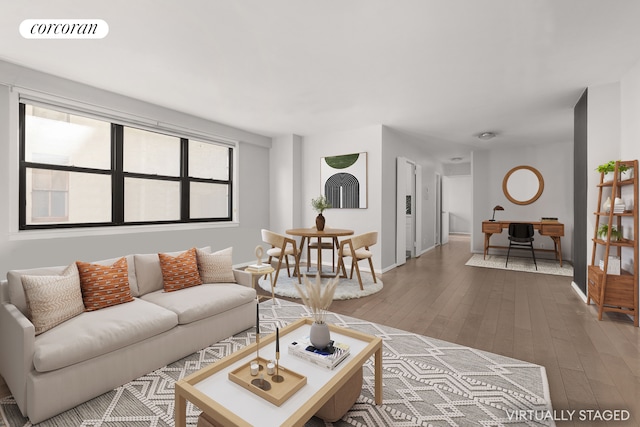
505,223,537,270
261,229,301,286
337,231,378,290
307,227,337,273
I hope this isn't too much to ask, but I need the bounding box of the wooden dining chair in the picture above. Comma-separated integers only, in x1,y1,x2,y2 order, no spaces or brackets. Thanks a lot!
337,231,378,290
261,229,301,286
307,227,337,273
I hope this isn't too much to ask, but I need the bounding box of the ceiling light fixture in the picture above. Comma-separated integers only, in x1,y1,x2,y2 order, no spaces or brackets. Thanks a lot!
477,132,496,140
450,157,463,162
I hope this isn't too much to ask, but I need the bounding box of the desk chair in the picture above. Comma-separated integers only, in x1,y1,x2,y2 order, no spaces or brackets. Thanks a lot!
505,223,537,270
337,231,378,290
261,229,301,286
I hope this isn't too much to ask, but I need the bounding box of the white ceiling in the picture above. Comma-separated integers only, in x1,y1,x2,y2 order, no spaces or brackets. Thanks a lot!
2,1,640,164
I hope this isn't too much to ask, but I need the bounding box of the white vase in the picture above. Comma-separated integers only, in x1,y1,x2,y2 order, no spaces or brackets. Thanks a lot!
309,321,331,349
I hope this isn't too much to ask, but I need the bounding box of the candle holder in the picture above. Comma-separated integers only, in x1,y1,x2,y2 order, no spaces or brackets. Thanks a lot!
254,332,264,371
272,327,284,383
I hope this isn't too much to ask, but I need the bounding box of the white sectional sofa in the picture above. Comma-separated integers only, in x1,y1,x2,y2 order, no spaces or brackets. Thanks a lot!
0,247,257,424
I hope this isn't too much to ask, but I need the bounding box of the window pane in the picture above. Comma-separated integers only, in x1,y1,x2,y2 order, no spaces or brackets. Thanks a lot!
190,182,229,218
125,178,180,222
189,141,229,180
25,105,111,169
26,169,111,224
123,128,180,176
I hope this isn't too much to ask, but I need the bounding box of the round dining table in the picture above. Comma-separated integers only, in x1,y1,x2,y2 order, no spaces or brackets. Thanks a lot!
286,228,354,277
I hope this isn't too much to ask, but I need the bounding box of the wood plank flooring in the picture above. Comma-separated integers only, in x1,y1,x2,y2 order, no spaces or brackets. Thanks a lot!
1,234,638,426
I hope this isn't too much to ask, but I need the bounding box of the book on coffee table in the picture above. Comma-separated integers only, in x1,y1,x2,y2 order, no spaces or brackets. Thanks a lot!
288,336,350,370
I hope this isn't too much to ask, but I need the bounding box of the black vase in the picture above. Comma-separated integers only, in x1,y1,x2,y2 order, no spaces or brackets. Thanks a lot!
315,213,325,231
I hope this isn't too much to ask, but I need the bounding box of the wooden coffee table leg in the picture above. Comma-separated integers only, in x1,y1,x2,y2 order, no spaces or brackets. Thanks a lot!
175,390,186,427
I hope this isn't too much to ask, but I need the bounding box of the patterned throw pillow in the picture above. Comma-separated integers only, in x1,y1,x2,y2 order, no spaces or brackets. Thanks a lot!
21,263,85,335
158,247,203,292
197,247,236,283
76,257,134,311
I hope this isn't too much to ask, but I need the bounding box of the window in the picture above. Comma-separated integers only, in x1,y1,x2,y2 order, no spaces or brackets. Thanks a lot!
19,102,234,229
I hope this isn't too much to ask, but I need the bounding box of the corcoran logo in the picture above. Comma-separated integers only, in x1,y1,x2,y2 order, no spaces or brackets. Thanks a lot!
20,19,109,39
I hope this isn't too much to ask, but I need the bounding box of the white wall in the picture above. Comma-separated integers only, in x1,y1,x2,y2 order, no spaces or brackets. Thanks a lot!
269,134,303,234
381,127,440,266
443,175,471,234
472,141,574,261
586,82,622,268
0,62,272,273
301,126,383,271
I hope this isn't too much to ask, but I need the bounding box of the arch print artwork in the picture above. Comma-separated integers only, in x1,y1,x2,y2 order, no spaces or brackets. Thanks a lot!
320,152,367,209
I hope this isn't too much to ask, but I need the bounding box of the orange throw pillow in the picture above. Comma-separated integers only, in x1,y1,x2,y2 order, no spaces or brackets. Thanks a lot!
159,247,203,292
76,257,134,311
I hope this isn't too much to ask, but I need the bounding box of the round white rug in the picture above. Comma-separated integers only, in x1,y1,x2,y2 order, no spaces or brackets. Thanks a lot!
258,267,383,300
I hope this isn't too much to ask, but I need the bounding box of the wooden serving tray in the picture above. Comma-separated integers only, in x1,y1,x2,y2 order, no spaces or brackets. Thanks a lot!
228,357,306,406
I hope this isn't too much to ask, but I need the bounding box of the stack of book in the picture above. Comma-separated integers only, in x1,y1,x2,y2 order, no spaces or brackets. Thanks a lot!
288,336,350,370
245,263,272,273
613,201,626,213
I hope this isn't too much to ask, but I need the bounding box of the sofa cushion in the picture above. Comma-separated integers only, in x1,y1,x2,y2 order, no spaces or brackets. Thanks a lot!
135,246,211,296
7,254,138,316
159,248,203,292
141,283,256,324
76,257,135,311
33,298,178,373
21,263,85,335
197,247,236,283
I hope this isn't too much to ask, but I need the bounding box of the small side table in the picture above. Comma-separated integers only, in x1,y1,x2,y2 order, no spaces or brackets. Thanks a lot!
246,266,275,301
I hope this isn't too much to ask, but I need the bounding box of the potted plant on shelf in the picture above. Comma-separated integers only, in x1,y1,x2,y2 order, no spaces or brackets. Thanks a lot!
294,273,339,349
311,195,331,231
597,224,623,242
596,161,630,182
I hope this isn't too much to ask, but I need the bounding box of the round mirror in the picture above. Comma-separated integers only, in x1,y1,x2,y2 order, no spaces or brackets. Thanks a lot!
502,165,544,205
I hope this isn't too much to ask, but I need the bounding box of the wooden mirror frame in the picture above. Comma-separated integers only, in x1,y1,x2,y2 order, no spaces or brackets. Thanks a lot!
502,165,544,205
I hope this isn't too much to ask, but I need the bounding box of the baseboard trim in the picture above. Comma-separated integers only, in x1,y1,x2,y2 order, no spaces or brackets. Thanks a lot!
571,281,588,303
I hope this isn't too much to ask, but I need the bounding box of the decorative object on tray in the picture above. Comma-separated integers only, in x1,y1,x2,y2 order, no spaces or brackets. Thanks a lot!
254,302,264,371
294,273,338,349
289,336,351,369
272,327,284,383
311,195,331,231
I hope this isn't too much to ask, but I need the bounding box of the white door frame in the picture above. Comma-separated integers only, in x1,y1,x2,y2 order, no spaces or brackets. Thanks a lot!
396,157,422,266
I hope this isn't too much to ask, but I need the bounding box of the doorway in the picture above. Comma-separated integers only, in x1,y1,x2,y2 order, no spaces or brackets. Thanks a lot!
396,157,422,266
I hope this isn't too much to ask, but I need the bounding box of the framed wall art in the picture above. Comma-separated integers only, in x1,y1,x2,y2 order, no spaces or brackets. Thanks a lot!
320,152,367,209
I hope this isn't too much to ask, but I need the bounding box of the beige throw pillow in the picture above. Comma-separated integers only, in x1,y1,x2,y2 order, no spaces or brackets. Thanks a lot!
197,247,236,283
21,263,85,335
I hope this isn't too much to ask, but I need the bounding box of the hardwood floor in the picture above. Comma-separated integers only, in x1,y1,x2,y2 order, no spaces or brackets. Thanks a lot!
278,235,639,426
1,235,638,426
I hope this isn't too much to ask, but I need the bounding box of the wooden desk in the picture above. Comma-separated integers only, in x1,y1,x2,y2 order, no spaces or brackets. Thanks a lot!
286,228,354,277
482,220,564,266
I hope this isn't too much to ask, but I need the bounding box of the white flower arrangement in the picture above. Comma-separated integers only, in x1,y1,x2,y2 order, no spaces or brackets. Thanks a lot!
293,273,339,324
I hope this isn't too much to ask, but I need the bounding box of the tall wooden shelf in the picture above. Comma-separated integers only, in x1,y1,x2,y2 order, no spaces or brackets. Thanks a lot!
588,160,638,326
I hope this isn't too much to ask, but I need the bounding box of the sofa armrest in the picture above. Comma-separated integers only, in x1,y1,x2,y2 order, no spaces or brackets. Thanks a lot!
232,268,252,287
0,302,35,416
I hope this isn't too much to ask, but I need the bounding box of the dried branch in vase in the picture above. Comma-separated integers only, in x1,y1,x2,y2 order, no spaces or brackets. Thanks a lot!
293,273,338,324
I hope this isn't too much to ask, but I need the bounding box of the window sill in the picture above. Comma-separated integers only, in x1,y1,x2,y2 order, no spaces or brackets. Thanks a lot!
9,221,239,241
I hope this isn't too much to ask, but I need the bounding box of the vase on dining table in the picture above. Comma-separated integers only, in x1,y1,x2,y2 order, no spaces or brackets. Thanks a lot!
315,213,325,231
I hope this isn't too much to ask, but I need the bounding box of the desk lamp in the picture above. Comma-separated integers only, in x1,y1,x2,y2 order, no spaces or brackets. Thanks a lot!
490,205,504,222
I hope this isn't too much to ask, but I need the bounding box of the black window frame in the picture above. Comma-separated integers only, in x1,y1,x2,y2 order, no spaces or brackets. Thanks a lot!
19,102,234,230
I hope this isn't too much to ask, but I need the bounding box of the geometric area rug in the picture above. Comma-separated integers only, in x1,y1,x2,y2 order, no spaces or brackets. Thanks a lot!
466,253,574,277
0,299,555,427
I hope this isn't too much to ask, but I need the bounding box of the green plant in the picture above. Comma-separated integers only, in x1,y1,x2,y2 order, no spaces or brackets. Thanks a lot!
597,224,623,241
596,160,629,174
311,195,331,214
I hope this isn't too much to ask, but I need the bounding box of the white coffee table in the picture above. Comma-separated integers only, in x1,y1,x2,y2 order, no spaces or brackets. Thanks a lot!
175,317,383,427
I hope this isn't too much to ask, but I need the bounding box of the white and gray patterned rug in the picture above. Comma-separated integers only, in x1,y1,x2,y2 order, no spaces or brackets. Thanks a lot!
466,254,573,277
0,299,554,427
